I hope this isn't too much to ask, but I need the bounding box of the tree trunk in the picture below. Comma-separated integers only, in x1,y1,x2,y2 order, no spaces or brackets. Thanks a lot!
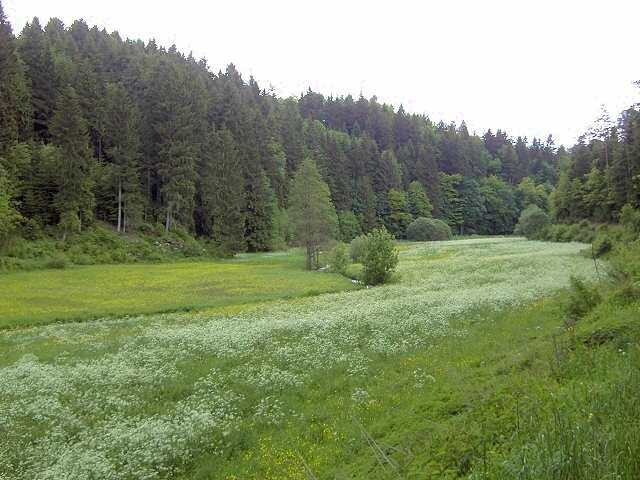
117,179,122,233
165,205,171,232
306,243,313,270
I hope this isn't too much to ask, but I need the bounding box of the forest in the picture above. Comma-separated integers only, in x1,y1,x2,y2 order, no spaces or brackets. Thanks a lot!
6,3,638,257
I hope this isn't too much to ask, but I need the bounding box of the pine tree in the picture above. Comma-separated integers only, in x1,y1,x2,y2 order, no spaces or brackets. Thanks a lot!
0,1,30,152
18,17,56,142
385,189,412,238
354,176,378,232
407,181,433,218
201,128,245,255
288,158,338,269
101,82,141,232
50,86,95,236
244,166,275,252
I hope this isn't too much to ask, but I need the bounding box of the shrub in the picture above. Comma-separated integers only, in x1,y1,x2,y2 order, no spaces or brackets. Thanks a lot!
45,255,68,270
619,204,640,236
328,242,350,275
72,254,93,265
349,234,368,263
514,205,550,238
565,276,602,325
182,238,205,257
592,234,612,258
406,217,452,241
362,228,399,285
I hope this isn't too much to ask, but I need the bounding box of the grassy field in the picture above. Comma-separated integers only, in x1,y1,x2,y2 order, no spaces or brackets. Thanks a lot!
0,250,354,329
3,238,636,479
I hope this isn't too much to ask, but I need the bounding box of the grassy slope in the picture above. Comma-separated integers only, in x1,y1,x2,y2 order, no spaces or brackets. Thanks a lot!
2,239,637,479
0,249,354,329
194,296,638,479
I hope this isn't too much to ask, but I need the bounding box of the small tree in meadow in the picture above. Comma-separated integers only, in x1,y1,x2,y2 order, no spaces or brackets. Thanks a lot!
362,227,399,285
288,159,338,270
328,242,350,275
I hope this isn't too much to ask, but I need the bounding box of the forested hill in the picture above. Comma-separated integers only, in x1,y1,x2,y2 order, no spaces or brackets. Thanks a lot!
0,3,606,254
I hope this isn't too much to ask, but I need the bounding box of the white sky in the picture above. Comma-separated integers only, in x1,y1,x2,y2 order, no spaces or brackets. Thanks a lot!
6,0,640,147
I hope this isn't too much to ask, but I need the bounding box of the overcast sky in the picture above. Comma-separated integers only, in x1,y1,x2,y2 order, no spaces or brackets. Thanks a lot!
5,0,640,147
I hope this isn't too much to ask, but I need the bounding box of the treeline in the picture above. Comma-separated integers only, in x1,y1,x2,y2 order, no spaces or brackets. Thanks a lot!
0,3,564,253
550,107,640,224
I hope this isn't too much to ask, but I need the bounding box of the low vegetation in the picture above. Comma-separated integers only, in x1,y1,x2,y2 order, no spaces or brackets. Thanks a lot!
0,249,354,329
0,223,214,273
0,238,603,479
406,216,453,241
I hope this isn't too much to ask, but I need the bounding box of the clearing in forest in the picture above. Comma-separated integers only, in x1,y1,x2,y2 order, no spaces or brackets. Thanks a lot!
0,238,597,479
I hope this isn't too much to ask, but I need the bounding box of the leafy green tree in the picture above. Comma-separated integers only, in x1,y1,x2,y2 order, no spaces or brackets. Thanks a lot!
288,158,338,269
583,167,610,222
438,173,464,233
516,177,548,211
385,189,412,238
328,242,350,275
0,165,22,247
50,86,95,236
406,217,452,241
338,210,362,242
362,227,399,285
514,205,550,238
407,181,432,218
479,176,518,234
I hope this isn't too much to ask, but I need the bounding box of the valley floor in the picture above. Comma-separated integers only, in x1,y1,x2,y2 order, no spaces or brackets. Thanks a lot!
2,238,637,479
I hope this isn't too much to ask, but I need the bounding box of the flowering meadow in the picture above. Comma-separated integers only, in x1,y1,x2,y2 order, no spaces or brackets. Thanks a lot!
0,238,598,479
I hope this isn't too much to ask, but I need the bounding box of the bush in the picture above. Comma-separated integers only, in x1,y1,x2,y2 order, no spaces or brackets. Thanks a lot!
362,228,399,285
328,242,350,275
619,204,640,236
45,256,68,270
182,238,205,257
349,234,368,263
514,205,550,238
406,217,452,241
566,276,602,325
592,234,612,258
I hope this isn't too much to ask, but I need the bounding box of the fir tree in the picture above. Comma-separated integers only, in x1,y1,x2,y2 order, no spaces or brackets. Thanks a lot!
201,128,245,255
50,86,95,236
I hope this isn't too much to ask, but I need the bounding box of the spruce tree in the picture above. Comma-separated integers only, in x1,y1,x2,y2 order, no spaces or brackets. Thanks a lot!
407,181,433,218
18,17,56,142
50,86,95,237
244,166,276,252
101,82,142,232
201,128,245,255
0,1,30,152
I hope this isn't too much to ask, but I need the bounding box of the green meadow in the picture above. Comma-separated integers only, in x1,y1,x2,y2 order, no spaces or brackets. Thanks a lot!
0,250,354,329
1,238,638,479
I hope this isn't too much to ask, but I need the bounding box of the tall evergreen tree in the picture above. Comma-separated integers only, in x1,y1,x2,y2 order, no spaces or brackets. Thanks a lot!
0,1,30,152
201,128,245,254
18,17,56,142
101,82,141,232
50,86,95,236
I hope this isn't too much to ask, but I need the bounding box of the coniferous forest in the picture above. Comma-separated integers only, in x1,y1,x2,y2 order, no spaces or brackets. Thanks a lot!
1,3,639,256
